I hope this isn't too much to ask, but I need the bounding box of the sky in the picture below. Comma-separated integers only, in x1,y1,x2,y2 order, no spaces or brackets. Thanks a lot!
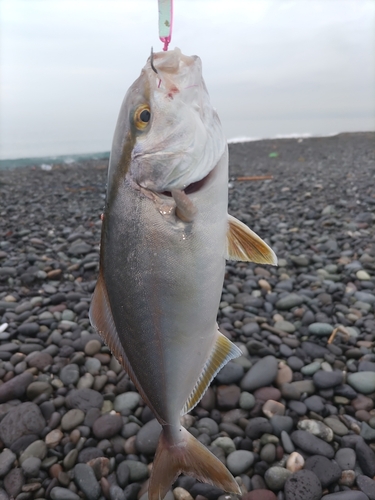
0,0,374,159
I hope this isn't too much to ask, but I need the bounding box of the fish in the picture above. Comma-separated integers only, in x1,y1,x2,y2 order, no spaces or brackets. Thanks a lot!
89,47,277,500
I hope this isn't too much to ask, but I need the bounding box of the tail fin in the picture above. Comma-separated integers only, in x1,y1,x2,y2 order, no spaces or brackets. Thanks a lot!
149,426,241,500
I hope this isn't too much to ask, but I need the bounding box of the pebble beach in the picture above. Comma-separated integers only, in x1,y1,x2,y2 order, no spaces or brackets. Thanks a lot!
0,131,374,500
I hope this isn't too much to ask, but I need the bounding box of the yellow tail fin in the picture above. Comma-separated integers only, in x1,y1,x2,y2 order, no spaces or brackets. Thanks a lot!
149,426,240,500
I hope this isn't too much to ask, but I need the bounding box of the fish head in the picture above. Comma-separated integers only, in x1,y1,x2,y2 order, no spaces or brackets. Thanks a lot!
109,48,226,195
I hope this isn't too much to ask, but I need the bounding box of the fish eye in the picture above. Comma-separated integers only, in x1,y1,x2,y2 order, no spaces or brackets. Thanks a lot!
134,105,151,130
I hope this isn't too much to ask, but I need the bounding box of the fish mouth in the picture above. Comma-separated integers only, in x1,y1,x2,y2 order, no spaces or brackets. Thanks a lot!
160,169,213,197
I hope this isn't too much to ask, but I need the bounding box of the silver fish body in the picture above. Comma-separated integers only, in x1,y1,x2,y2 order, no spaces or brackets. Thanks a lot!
90,48,277,500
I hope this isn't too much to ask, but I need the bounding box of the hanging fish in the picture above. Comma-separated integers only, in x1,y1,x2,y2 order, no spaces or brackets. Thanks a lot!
90,47,277,500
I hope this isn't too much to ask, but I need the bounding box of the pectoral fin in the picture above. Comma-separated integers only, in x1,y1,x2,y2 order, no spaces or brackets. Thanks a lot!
181,331,242,415
89,273,158,417
226,214,278,265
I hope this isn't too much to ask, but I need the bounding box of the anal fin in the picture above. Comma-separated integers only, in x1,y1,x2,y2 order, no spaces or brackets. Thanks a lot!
226,214,278,265
181,331,242,415
89,273,157,416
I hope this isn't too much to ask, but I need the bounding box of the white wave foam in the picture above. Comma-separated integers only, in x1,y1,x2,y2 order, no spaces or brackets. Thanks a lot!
40,164,52,171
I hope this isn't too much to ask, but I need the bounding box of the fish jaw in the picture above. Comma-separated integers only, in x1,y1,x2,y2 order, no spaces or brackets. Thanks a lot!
122,48,226,193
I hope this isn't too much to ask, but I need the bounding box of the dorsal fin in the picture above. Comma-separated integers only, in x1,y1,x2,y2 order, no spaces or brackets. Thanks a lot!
226,214,278,265
89,273,159,418
181,331,242,415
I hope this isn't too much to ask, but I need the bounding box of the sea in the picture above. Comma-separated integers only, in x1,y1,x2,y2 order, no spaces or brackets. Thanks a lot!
0,132,340,171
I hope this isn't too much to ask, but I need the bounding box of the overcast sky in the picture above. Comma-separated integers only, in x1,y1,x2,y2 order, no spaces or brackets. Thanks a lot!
1,0,374,159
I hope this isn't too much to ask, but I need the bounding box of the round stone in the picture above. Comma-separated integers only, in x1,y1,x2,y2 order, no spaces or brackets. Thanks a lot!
135,419,161,455
264,466,292,490
92,413,123,439
61,409,85,431
240,355,278,392
239,391,255,410
114,392,140,413
121,460,149,482
84,340,102,356
211,437,236,455
347,372,375,394
308,323,334,336
60,364,80,386
226,450,254,475
50,487,80,500
74,463,100,499
304,455,341,488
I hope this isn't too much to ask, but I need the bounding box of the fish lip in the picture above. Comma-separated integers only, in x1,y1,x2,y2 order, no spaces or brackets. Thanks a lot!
160,169,214,198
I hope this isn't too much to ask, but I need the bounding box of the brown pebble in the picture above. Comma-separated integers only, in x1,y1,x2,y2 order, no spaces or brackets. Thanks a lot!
352,394,374,411
70,429,81,445
216,385,240,410
100,477,110,500
124,436,137,455
262,400,285,418
45,429,63,448
47,269,62,279
275,445,284,461
258,279,271,292
94,353,111,364
84,339,102,356
254,267,271,277
22,482,41,492
87,457,110,480
254,387,281,402
355,410,371,422
58,471,70,487
49,463,63,479
275,363,293,386
173,487,194,500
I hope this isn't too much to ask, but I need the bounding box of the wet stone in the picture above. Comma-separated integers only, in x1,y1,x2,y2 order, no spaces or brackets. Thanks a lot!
335,448,356,470
61,409,85,431
308,322,334,336
114,392,140,413
284,469,322,500
60,364,80,385
264,466,292,491
313,370,343,389
347,372,375,394
121,460,149,482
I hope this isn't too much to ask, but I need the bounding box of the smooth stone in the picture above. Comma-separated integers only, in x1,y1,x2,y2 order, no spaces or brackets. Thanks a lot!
61,409,85,431
287,400,307,415
78,447,104,464
74,463,100,500
264,466,291,491
313,370,343,389
270,416,293,437
304,395,325,414
274,320,295,333
216,362,244,384
60,364,80,385
242,491,277,500
26,381,53,400
0,372,33,403
301,362,321,376
0,402,45,447
304,455,341,487
356,439,375,477
135,419,161,455
211,437,236,455
301,342,329,359
240,356,278,392
21,456,41,477
291,430,334,458
281,431,295,454
245,417,273,439
66,388,104,412
356,475,375,500
308,323,334,336
226,450,254,475
116,462,130,488
347,372,375,394
284,469,322,500
19,440,47,464
361,422,375,441
3,467,24,497
289,380,315,395
335,448,356,470
275,294,304,310
25,351,53,370
239,392,255,410
287,356,304,371
324,417,349,436
114,392,140,413
92,413,123,439
121,460,149,482
322,492,369,500
50,487,80,500
196,418,219,436
0,449,16,477
297,419,333,442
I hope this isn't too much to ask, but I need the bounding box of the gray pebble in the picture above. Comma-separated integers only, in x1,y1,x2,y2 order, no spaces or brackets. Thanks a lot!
284,469,322,500
226,450,254,475
265,466,292,490
74,463,101,500
135,419,161,455
240,355,278,391
50,487,80,500
0,449,16,477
